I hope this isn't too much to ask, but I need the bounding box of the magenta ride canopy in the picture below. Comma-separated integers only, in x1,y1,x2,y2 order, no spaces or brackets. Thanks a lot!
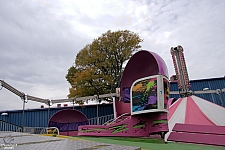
120,50,169,100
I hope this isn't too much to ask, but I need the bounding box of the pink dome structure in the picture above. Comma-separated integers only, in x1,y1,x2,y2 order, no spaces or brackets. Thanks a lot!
48,109,88,136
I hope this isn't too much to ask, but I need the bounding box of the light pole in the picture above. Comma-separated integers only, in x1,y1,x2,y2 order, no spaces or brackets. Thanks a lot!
47,100,52,126
21,95,28,132
94,94,99,125
70,97,76,109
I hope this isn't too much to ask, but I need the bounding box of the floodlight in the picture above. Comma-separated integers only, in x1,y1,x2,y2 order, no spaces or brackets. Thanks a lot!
203,88,209,91
1,113,8,116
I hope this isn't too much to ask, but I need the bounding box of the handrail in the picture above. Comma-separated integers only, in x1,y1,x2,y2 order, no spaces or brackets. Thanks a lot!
102,112,130,126
102,118,115,126
88,114,114,125
0,120,23,132
40,127,59,135
88,114,114,121
0,120,22,128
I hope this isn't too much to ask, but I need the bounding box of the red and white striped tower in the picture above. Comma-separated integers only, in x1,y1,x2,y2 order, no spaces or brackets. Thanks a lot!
171,45,191,97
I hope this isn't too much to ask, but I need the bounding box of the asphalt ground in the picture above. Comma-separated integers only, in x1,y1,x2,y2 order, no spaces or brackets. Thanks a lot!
0,132,140,150
1,132,224,150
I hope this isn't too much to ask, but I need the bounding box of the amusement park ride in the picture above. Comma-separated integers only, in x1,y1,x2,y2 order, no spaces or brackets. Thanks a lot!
170,45,191,97
1,45,225,138
78,50,169,138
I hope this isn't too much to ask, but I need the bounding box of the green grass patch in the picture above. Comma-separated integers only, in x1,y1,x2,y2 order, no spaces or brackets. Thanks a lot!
100,137,165,143
77,136,225,150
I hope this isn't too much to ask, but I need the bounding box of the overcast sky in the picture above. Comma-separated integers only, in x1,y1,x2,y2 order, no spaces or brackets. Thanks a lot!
0,0,224,111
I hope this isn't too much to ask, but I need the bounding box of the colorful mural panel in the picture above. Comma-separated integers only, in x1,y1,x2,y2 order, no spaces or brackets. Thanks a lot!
132,78,158,112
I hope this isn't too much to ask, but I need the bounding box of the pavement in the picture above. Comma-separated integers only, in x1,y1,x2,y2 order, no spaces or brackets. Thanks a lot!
0,132,141,150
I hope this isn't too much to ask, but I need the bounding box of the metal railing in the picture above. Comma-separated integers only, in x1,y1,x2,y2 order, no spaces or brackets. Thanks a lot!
22,127,47,134
0,120,50,134
0,120,23,132
88,114,114,125
102,113,130,126
0,114,114,133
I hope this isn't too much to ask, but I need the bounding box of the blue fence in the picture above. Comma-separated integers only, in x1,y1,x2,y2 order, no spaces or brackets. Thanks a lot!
0,104,114,128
